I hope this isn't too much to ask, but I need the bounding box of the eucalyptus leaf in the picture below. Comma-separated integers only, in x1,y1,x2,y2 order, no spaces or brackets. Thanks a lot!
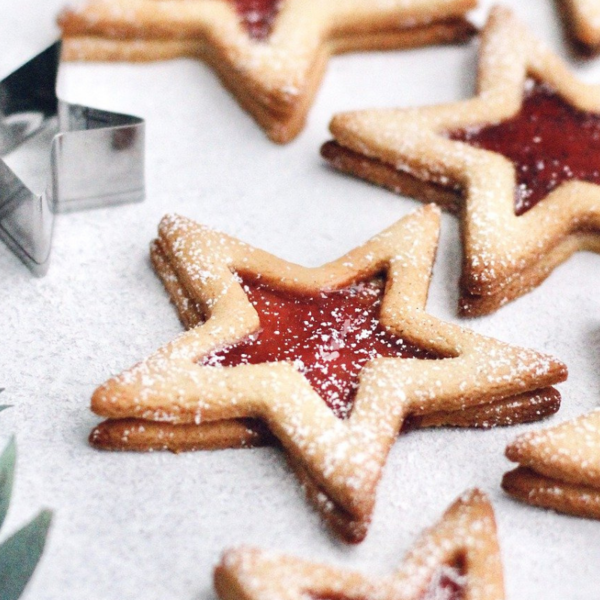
0,438,15,532
0,510,52,600
0,388,12,414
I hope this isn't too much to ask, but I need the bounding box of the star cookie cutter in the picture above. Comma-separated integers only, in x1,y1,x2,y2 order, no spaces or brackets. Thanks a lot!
0,41,144,276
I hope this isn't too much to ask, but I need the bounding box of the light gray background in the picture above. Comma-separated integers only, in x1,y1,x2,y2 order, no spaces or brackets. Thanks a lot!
0,0,599,598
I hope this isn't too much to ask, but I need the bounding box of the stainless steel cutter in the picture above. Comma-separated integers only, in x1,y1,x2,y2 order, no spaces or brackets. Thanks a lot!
0,42,145,276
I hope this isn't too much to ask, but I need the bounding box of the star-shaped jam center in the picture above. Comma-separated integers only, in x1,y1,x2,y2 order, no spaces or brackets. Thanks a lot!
200,275,438,418
449,80,600,215
232,0,282,40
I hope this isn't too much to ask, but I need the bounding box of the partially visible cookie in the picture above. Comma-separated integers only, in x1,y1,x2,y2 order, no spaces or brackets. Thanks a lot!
59,0,476,143
214,489,505,600
557,0,600,55
322,6,600,316
503,409,600,519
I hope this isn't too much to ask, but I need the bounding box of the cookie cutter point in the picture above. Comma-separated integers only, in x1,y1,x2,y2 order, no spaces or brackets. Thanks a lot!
0,41,145,277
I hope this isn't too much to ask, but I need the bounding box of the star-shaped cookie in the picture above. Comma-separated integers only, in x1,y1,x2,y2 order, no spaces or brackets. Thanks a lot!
58,0,476,143
90,205,566,542
503,409,600,519
214,489,505,600
557,0,600,55
322,6,600,315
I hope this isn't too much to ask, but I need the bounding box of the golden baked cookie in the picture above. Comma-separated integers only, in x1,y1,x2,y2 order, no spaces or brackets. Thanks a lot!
215,489,505,600
557,0,600,55
58,0,476,143
503,409,600,519
89,205,566,542
322,6,600,316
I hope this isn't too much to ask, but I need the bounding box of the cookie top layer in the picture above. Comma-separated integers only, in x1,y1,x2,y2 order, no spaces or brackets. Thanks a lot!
200,275,439,418
506,409,600,488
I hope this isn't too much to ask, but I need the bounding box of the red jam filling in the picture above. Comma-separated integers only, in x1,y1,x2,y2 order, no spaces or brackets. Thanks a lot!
311,566,464,600
419,566,465,600
449,80,600,215
200,275,437,419
231,0,282,40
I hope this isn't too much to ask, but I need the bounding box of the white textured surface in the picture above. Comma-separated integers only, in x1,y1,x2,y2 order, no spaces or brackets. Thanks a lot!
0,0,599,598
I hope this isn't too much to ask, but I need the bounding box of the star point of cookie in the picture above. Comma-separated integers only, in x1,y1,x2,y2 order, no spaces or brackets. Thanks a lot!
503,409,600,519
214,489,505,600
90,204,566,542
322,6,600,315
58,0,477,143
557,0,600,55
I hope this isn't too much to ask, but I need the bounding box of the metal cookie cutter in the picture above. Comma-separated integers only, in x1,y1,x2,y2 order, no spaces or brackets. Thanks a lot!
0,42,144,276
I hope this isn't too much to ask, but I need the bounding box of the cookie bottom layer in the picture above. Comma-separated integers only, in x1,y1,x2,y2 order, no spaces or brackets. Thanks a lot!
89,387,559,542
502,466,600,519
321,140,600,316
321,140,461,212
89,387,561,453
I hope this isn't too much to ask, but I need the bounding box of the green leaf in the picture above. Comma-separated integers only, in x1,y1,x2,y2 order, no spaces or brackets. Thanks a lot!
0,510,52,600
0,438,15,533
0,385,11,412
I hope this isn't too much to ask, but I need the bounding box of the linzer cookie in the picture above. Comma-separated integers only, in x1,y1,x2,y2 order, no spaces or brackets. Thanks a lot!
322,6,600,315
503,409,600,519
557,0,600,55
89,205,566,543
214,489,505,600
58,0,477,143
90,205,567,541
91,206,566,541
